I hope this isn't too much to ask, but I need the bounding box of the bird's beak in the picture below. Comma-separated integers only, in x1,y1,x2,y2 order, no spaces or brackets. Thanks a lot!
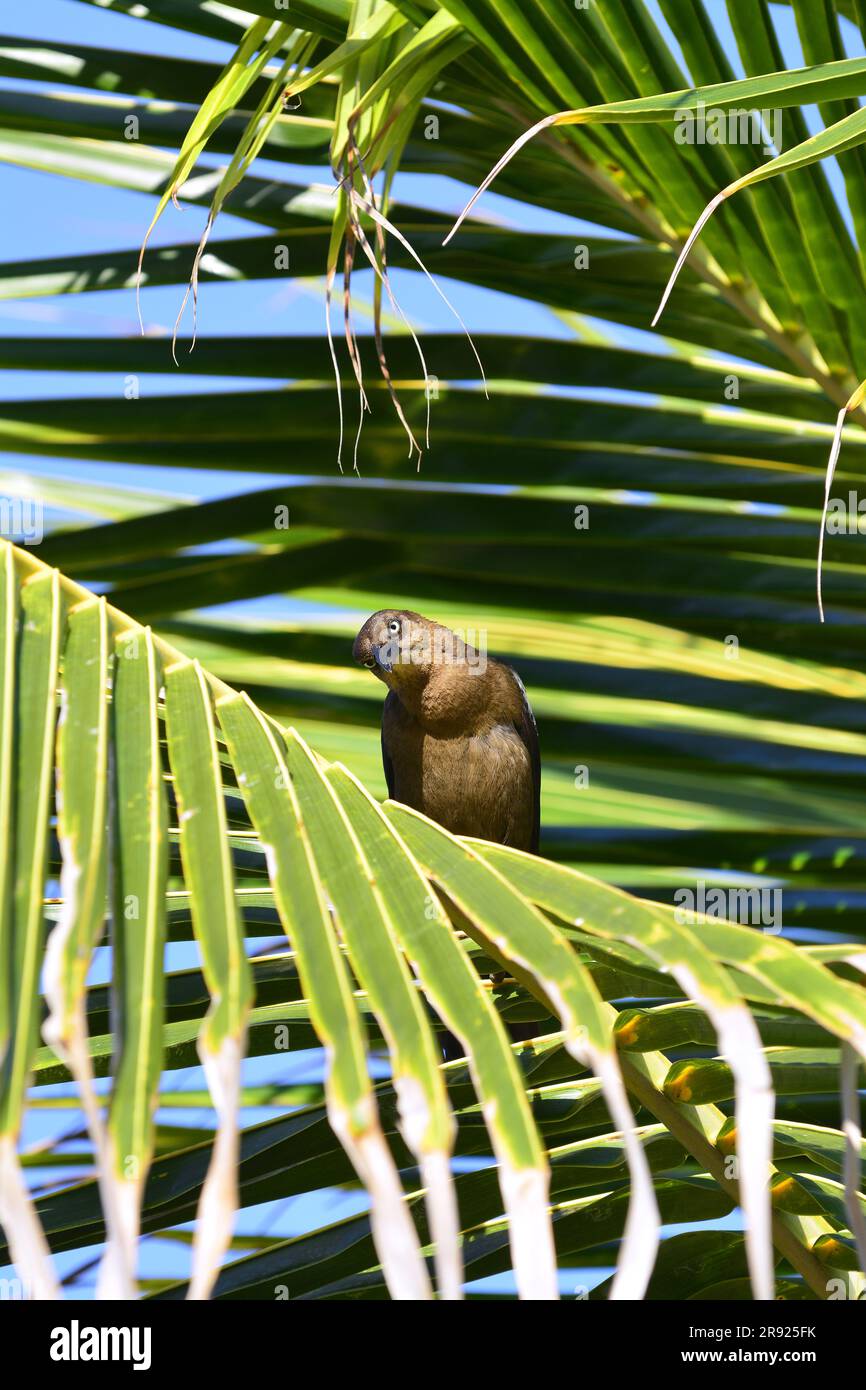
371,642,394,673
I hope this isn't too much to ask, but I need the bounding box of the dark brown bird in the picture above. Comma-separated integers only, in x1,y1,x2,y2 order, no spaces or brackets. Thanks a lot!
353,609,540,852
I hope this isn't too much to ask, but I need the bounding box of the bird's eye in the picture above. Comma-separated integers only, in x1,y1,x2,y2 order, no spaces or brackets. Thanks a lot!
387,620,401,634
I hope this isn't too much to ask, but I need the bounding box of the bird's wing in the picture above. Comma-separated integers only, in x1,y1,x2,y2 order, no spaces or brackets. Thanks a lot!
381,693,397,799
507,668,541,854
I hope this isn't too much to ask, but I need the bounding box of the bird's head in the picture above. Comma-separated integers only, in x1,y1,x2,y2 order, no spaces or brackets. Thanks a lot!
353,609,479,696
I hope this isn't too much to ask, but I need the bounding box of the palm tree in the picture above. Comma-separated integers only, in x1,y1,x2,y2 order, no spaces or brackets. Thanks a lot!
1,0,866,1300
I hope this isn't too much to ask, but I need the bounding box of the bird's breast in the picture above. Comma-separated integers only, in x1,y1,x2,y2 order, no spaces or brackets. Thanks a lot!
385,712,534,849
